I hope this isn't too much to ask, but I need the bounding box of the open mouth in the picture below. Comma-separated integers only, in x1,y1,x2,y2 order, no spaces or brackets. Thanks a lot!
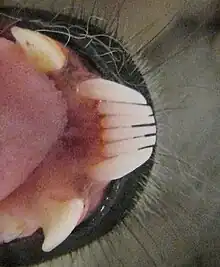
0,6,157,266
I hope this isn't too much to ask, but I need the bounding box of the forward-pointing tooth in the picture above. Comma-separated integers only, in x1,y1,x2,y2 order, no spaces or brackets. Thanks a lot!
103,136,156,157
89,147,153,182
11,26,67,73
78,78,147,104
102,115,155,128
98,102,151,115
102,126,157,141
40,198,84,252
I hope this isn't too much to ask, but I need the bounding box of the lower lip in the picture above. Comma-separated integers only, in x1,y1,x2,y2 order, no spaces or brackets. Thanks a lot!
78,182,108,224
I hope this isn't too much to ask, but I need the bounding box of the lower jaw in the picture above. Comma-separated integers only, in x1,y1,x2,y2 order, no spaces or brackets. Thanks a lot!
1,183,107,242
0,6,156,267
0,170,147,266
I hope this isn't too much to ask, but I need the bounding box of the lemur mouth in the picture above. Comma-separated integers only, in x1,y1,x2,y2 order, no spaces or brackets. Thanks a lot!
0,6,157,266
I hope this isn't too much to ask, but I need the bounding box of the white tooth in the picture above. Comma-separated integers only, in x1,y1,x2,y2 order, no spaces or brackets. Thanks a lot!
102,115,155,128
0,214,25,243
40,199,84,252
89,147,153,182
98,102,152,115
78,78,147,104
11,26,66,73
103,126,157,141
104,136,156,157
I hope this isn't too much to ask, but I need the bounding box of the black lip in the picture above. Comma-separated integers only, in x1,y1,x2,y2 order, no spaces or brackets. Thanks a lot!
0,7,156,267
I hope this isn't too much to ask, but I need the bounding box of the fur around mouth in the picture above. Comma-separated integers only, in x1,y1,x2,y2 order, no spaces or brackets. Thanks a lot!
0,6,156,266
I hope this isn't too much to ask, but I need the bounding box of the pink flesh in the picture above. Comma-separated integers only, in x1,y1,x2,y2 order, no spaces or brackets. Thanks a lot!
0,38,67,201
0,36,108,243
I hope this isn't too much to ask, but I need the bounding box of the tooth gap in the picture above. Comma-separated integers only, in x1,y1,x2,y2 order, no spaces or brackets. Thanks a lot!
144,133,157,137
139,145,155,150
132,123,156,127
131,124,156,128
103,123,156,129
132,123,153,127
133,133,156,138
101,101,148,106
99,101,149,106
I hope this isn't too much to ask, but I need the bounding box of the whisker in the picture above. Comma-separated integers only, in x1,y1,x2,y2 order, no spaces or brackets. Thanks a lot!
141,22,208,76
106,0,126,35
130,14,178,58
122,221,158,267
158,150,220,195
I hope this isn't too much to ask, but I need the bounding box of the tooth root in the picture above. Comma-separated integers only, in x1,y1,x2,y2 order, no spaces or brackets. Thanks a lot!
102,126,157,141
11,26,67,73
0,214,25,243
89,147,153,182
104,136,156,157
102,115,155,128
78,78,147,104
40,199,84,252
98,102,152,115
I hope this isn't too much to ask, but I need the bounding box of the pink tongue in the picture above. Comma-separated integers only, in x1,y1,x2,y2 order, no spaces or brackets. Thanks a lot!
0,38,67,201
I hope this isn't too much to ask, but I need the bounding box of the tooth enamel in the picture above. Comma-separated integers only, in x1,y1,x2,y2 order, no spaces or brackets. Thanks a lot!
40,199,84,252
98,102,152,115
78,78,147,104
89,147,153,181
104,136,156,157
102,115,155,128
0,214,25,243
11,26,66,73
103,126,157,141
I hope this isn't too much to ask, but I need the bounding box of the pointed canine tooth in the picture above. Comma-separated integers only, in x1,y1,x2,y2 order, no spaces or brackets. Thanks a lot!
102,115,155,128
98,102,152,115
41,199,84,252
78,78,147,104
104,136,156,157
0,214,25,243
11,26,66,73
90,147,153,181
103,126,157,141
